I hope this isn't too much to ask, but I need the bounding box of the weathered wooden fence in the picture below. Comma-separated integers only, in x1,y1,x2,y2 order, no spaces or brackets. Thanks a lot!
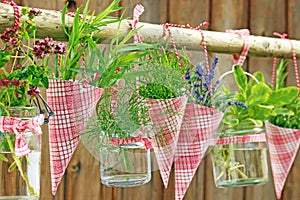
7,0,300,199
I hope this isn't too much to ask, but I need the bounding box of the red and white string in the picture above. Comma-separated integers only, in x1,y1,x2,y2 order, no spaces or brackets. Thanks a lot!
2,0,20,30
272,32,300,91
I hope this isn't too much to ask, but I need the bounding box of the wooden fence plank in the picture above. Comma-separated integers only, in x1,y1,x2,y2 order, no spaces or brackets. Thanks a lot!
116,1,168,199
248,0,286,83
281,1,300,199
167,2,210,199
208,0,249,94
121,0,168,24
208,1,249,199
22,0,57,10
286,0,300,86
169,0,210,27
247,2,287,199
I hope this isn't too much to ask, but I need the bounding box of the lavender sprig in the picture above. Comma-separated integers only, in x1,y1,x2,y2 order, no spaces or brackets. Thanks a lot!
185,56,219,107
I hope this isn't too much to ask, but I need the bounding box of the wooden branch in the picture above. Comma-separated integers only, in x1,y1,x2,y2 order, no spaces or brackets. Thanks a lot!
0,3,299,59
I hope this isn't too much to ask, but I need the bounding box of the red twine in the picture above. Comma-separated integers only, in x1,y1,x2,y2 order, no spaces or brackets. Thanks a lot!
128,4,144,43
2,0,20,30
272,32,300,91
111,135,153,150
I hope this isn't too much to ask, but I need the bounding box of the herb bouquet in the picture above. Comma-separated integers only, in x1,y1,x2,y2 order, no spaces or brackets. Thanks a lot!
0,2,60,199
211,65,298,188
0,1,68,199
137,45,189,188
174,57,224,200
45,0,122,195
264,59,300,199
79,29,156,188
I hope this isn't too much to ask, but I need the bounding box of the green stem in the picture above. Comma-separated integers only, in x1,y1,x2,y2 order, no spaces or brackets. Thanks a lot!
4,133,36,195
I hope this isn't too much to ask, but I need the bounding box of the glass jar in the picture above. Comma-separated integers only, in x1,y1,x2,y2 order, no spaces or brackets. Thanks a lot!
211,126,269,188
100,141,151,187
0,107,41,200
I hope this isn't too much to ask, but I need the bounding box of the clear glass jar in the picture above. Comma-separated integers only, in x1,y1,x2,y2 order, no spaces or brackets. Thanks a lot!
0,107,41,200
211,127,268,188
100,141,151,187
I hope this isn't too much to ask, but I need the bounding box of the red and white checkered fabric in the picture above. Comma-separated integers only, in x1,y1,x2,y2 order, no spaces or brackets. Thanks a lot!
46,79,103,195
0,114,44,157
265,121,300,199
146,95,188,188
214,133,266,145
174,104,223,200
226,29,250,66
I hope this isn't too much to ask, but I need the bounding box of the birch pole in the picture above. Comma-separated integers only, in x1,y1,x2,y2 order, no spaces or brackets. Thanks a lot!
0,3,299,59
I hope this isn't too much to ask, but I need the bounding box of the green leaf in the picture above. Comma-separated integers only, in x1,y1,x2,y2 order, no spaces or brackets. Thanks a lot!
233,65,247,92
266,86,299,107
273,108,295,116
248,82,271,105
249,104,274,120
0,154,8,162
222,118,239,126
246,118,264,127
8,161,17,172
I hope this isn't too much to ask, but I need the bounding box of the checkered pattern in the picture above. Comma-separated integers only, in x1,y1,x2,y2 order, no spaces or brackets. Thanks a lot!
226,29,250,66
174,104,223,200
146,95,188,188
214,133,266,145
265,121,300,199
46,79,103,195
131,4,144,43
0,114,44,157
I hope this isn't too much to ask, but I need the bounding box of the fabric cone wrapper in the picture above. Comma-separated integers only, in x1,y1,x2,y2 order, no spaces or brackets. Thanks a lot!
265,121,300,199
46,79,103,195
146,95,188,188
174,104,223,200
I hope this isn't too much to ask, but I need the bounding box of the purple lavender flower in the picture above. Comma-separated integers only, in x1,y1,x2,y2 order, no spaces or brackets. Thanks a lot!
234,101,248,108
185,56,219,106
185,68,191,80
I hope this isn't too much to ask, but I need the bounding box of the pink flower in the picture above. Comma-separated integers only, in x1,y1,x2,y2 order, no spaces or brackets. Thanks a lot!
11,78,21,86
27,87,40,97
54,42,67,55
0,78,10,87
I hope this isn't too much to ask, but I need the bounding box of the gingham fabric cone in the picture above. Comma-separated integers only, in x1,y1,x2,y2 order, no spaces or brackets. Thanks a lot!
146,95,188,188
46,79,103,195
174,104,223,200
265,121,300,199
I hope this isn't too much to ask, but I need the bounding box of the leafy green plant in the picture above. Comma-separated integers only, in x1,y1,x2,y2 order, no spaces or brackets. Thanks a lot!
0,5,55,195
80,22,157,140
269,59,300,129
212,64,298,184
56,0,122,80
221,65,298,132
138,44,189,99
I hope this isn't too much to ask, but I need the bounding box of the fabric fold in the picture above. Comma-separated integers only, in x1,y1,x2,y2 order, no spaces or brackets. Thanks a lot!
174,104,223,200
265,121,300,199
46,79,103,195
146,95,188,188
